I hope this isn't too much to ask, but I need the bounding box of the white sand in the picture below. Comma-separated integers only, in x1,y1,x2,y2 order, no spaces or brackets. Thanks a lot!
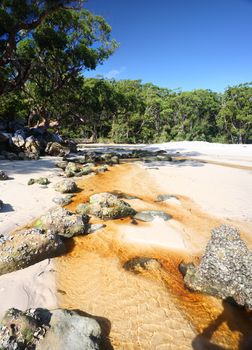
0,157,62,235
0,157,62,318
0,259,57,319
120,218,188,251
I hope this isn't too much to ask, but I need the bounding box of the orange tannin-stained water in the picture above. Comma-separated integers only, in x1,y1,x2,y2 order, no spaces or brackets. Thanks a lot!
56,163,252,349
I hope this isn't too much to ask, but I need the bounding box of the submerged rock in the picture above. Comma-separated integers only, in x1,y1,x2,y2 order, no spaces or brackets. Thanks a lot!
156,194,178,202
35,207,89,238
134,210,172,222
54,179,78,193
123,257,161,274
183,225,252,310
0,308,102,350
88,192,136,219
0,228,64,275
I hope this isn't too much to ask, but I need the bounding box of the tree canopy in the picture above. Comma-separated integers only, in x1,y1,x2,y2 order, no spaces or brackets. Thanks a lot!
0,0,117,94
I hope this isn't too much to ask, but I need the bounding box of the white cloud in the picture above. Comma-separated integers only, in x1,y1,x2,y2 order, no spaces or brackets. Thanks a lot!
104,66,126,79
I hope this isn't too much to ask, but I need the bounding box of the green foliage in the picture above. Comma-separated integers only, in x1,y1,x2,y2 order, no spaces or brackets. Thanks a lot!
217,83,252,143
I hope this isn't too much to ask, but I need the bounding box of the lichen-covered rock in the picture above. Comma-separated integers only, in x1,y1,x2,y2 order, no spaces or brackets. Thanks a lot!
0,228,64,275
28,177,50,186
0,308,101,350
0,308,40,349
55,160,68,170
36,309,101,350
35,207,89,238
54,179,78,193
88,192,136,219
76,203,90,215
78,166,93,176
52,195,73,206
183,225,252,310
0,171,9,180
134,210,172,222
64,162,81,177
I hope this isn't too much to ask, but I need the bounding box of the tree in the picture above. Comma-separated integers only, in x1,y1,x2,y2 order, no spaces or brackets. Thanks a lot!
217,83,252,144
0,0,117,95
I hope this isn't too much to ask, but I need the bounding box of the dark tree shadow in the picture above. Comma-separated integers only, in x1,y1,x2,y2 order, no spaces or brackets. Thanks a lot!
192,300,252,350
73,309,114,350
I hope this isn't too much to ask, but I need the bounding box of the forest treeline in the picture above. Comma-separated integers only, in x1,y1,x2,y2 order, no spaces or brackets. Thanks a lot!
0,1,251,144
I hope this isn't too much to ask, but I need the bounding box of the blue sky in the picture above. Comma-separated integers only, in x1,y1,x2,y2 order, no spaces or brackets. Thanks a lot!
85,0,252,92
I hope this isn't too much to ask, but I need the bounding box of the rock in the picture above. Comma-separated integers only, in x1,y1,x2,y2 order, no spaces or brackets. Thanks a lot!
0,308,39,349
24,136,40,158
109,190,139,200
11,130,26,149
0,171,9,180
78,166,93,176
109,155,120,164
0,228,64,275
123,257,161,274
0,308,101,350
95,165,109,174
88,192,136,219
156,194,178,202
45,142,69,157
183,225,252,310
134,210,172,222
86,223,106,234
76,203,90,215
55,160,68,170
35,207,89,238
2,151,19,160
36,309,101,350
52,195,73,206
0,200,3,210
54,179,78,193
28,177,50,186
0,132,9,143
65,162,81,177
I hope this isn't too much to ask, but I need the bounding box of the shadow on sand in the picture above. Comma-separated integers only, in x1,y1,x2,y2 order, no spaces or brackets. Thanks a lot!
192,300,252,350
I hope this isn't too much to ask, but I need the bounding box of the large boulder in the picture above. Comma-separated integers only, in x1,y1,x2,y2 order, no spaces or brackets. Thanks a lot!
183,225,252,310
36,309,101,350
0,228,64,275
0,308,102,350
54,179,78,193
24,136,40,158
35,207,89,238
0,308,39,349
45,142,70,157
85,192,136,220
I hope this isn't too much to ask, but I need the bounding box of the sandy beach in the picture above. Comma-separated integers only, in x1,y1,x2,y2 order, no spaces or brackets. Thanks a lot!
1,141,252,349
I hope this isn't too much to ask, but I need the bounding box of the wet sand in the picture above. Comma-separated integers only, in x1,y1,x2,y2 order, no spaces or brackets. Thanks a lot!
56,161,252,349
